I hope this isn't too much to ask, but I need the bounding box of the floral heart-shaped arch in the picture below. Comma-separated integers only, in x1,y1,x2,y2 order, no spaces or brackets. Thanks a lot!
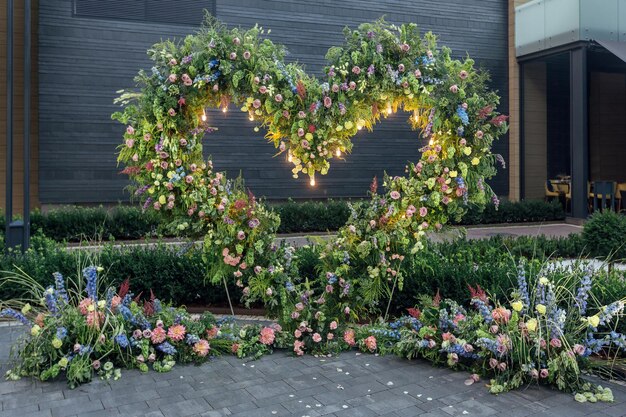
113,17,507,320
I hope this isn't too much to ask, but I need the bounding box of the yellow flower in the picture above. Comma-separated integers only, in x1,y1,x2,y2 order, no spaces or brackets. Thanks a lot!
97,300,106,309
158,195,166,205
587,315,600,328
536,304,546,315
344,121,353,129
539,276,549,285
526,318,538,332
511,301,523,312
58,357,69,368
21,303,32,315
30,325,41,336
463,147,472,156
52,338,62,349
471,157,480,166
449,170,458,178
87,304,95,312
305,133,313,140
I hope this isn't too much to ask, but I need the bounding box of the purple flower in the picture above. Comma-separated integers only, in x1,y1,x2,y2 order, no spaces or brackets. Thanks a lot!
367,64,375,76
181,55,193,64
376,44,383,53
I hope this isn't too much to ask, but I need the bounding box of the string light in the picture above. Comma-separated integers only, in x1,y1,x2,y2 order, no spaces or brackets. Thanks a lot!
309,176,316,186
413,110,419,123
287,152,293,163
357,124,363,130
201,109,207,122
336,149,341,157
386,104,393,115
248,115,254,121
222,107,228,113
428,138,434,146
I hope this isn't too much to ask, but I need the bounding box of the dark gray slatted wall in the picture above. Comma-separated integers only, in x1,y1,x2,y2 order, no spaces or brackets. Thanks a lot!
39,0,508,203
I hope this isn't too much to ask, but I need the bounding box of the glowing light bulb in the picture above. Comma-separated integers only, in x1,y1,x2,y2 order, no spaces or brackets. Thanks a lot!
222,107,228,113
248,115,254,121
413,111,419,123
429,138,434,146
201,110,207,122
310,177,316,186
336,149,341,157
287,153,293,163
386,105,392,115
357,124,363,130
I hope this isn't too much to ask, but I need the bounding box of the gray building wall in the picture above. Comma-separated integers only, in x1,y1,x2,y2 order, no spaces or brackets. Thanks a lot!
38,0,508,203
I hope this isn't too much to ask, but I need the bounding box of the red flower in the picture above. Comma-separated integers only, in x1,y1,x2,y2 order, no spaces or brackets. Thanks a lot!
468,284,488,303
234,199,247,210
145,161,154,172
308,124,316,133
296,80,307,99
433,289,441,307
407,307,421,319
489,115,509,126
370,176,378,194
118,278,130,299
478,105,493,120
120,166,141,176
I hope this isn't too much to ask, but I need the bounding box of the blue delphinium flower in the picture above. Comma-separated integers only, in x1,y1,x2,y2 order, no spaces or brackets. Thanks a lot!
118,305,134,322
56,327,68,340
153,299,163,313
575,269,593,314
78,345,93,356
470,298,493,323
0,308,31,326
53,272,69,305
44,287,58,315
157,342,177,355
285,281,295,292
105,287,116,310
598,301,625,327
115,334,129,348
516,262,530,313
82,266,98,302
186,334,200,345
456,105,469,125
327,272,337,285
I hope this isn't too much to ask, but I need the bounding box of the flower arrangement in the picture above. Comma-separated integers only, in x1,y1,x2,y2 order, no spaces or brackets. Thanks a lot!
112,16,506,300
0,267,284,388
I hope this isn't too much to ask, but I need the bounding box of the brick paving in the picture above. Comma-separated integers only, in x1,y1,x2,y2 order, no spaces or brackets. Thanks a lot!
1,326,625,417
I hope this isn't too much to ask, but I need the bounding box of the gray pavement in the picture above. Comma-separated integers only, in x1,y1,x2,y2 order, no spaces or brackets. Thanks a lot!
1,326,625,417
65,223,582,251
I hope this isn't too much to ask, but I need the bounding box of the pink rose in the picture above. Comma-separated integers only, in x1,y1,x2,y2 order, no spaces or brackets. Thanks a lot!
390,191,400,200
344,306,350,315
459,70,468,79
401,43,410,52
126,125,135,135
497,362,507,371
352,66,361,75
294,329,302,338
229,52,237,60
489,358,499,369
275,94,283,103
168,73,177,83
253,99,262,109
330,321,338,330
475,130,484,139
168,108,176,116
449,84,458,93
419,207,428,217
312,333,322,343
349,81,356,90
182,74,192,86
237,231,245,240
168,58,177,66
327,333,334,340
414,69,422,78
126,139,134,148
540,368,549,378
324,96,332,108
332,84,339,93
233,37,240,45
253,76,260,84
550,338,562,348
398,64,405,72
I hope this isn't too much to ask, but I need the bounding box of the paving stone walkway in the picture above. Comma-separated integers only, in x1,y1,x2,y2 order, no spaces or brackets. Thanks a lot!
1,326,625,417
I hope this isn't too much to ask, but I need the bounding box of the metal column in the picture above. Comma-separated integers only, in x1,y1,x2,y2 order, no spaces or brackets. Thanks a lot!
570,47,589,219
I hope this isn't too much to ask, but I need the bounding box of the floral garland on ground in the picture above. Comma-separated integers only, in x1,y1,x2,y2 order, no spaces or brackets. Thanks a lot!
112,17,507,289
1,265,623,402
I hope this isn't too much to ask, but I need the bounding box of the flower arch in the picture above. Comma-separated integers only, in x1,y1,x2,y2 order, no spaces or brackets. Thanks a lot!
113,17,507,326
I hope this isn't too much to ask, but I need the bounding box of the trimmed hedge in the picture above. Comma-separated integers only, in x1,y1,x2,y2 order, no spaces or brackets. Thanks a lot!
0,199,565,243
0,233,589,310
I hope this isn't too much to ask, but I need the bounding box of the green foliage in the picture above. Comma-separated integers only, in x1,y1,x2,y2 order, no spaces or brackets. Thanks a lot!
274,200,351,233
582,211,626,260
454,199,565,225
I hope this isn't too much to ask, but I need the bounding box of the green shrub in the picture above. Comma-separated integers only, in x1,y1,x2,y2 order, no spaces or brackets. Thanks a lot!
582,211,626,261
274,199,351,233
454,199,565,225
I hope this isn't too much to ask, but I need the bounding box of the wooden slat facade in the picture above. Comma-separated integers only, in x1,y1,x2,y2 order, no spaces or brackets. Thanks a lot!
32,0,508,204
